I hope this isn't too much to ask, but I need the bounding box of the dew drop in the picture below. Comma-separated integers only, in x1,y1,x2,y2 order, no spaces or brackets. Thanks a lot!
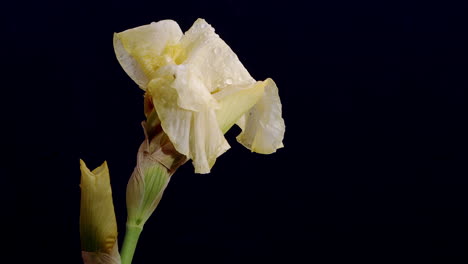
225,78,233,85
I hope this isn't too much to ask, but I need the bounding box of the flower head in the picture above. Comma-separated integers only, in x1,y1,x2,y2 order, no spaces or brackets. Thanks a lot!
114,19,285,173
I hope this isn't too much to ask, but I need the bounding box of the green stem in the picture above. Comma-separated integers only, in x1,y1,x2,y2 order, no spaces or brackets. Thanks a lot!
121,224,143,264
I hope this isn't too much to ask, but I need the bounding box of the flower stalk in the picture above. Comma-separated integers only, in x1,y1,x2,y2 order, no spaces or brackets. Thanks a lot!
120,126,186,264
120,97,187,264
120,224,142,264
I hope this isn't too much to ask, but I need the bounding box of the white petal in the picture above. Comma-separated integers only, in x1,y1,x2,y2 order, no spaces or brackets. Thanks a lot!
113,20,183,89
213,80,267,133
236,78,285,154
148,76,230,174
191,107,231,173
179,19,256,93
169,64,219,112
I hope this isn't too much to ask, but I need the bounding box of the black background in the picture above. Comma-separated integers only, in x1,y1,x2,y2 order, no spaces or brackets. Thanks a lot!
3,0,468,263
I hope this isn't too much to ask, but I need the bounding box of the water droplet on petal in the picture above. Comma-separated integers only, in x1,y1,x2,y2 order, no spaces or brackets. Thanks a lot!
213,48,220,54
225,78,233,85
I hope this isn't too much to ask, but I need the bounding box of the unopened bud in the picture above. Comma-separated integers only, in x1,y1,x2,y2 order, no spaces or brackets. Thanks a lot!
80,160,120,264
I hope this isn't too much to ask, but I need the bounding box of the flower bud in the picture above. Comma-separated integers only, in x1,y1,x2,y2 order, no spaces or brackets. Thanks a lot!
80,160,120,264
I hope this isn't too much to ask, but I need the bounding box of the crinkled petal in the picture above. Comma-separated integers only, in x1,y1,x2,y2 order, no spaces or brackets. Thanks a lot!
213,80,267,133
114,20,183,89
169,64,219,112
236,78,285,154
179,19,256,93
148,77,230,174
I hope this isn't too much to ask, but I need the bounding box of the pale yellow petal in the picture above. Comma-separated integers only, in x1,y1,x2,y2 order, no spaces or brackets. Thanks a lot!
113,20,183,89
179,18,256,93
213,80,266,133
148,76,230,174
113,33,149,89
236,78,285,154
163,64,219,112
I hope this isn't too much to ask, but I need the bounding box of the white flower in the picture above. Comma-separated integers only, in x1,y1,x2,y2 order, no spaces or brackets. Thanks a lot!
114,18,285,173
